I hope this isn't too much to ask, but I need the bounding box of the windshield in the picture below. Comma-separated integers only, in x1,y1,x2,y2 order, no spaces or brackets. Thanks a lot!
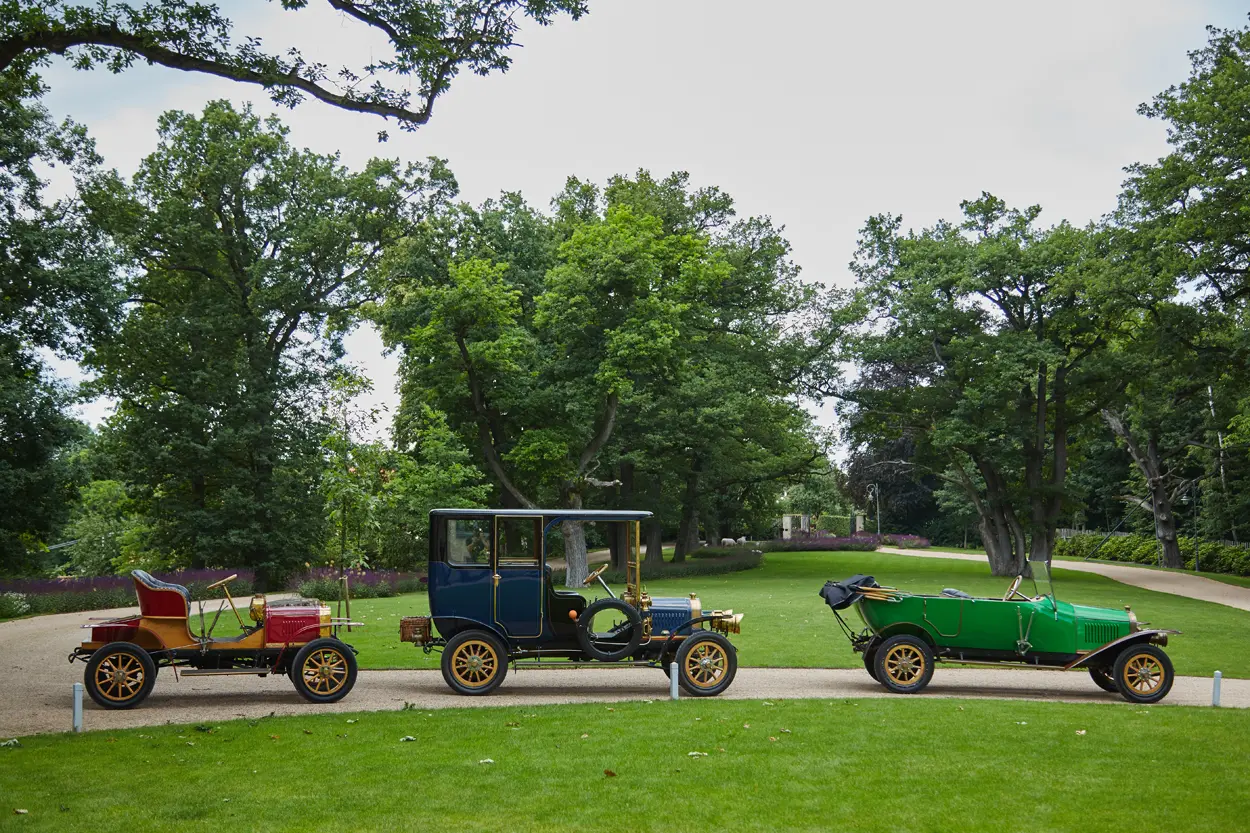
1029,555,1055,603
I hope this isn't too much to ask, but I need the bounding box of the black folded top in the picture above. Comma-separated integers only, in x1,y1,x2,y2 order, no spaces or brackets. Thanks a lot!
818,574,879,611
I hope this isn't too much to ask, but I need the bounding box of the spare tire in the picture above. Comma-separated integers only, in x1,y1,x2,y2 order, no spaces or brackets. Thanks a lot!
576,598,643,662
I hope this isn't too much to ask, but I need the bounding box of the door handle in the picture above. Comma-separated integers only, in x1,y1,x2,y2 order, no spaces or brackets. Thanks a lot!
493,573,500,587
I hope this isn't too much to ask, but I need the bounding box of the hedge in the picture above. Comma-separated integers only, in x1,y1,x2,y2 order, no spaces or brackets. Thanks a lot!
0,569,256,618
1053,533,1250,577
551,548,764,585
289,568,427,601
760,533,929,552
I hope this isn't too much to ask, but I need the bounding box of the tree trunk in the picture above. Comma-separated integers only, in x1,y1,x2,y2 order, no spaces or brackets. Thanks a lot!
1102,411,1183,568
561,519,589,588
645,520,664,565
672,462,701,563
972,457,1028,577
560,489,589,588
611,461,633,570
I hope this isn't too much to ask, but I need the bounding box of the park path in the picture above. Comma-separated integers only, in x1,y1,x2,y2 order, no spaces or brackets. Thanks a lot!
880,547,1250,612
1,662,1243,738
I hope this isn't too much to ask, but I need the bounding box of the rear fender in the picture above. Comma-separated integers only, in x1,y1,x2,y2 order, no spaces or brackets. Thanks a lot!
1065,629,1178,670
431,615,510,647
876,622,937,646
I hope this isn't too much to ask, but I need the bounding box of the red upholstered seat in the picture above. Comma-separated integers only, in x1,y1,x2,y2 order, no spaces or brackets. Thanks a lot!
132,570,190,618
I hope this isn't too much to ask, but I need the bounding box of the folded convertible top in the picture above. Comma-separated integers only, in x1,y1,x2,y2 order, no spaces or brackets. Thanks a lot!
818,575,880,611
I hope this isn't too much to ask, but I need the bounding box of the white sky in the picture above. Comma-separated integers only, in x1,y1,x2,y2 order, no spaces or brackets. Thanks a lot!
36,0,1249,436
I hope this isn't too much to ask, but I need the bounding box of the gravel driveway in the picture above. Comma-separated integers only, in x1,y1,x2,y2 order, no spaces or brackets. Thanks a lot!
2,605,1242,737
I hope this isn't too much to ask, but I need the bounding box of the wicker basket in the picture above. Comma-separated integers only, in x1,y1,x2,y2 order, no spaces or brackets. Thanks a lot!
400,616,432,644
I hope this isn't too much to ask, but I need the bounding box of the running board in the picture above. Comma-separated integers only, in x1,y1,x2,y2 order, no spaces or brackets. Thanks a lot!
511,660,656,670
178,668,272,677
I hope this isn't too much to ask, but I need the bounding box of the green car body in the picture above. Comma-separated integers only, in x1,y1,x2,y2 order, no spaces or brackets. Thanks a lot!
824,561,1179,703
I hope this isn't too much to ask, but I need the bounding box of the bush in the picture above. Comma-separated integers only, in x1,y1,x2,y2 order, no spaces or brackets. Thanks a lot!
551,549,764,585
0,569,256,616
289,568,427,601
0,592,31,619
1053,534,1250,577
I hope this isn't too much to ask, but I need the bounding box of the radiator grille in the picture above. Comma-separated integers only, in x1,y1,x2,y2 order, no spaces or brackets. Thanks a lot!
1082,621,1122,646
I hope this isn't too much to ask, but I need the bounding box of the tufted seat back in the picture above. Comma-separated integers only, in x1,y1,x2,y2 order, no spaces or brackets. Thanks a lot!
132,570,190,617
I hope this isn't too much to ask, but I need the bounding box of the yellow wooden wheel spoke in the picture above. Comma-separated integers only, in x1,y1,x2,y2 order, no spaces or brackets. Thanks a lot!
303,648,348,695
95,652,146,701
685,641,727,688
452,640,499,689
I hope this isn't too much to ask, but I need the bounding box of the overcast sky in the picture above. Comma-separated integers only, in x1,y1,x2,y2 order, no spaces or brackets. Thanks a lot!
37,0,1249,435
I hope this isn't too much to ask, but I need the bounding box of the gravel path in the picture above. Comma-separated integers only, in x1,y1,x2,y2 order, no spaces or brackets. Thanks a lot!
2,603,1242,737
879,547,1250,611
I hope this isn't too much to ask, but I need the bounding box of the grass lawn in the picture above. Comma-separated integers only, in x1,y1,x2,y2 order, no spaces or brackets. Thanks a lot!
346,550,1250,678
2,698,1246,832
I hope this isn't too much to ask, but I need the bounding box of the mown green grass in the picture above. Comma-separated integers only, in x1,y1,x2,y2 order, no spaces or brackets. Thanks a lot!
2,698,1246,832
346,550,1250,678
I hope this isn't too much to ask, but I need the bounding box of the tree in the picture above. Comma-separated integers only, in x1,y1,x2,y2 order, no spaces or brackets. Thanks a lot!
2,0,587,138
841,196,1135,575
83,101,455,584
0,77,114,573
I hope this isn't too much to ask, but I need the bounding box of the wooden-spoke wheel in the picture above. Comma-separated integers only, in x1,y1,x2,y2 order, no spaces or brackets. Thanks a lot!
291,638,358,703
85,642,156,710
1113,644,1174,704
873,634,935,694
675,632,737,696
441,630,508,695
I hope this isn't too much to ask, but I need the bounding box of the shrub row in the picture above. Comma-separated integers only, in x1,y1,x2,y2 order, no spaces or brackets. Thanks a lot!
1053,533,1250,577
289,568,427,601
0,569,256,617
759,533,929,552
551,549,764,585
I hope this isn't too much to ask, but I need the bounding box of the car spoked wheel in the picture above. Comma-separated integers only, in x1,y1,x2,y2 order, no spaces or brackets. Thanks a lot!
1087,665,1118,693
675,632,737,696
576,598,643,662
85,642,156,709
291,638,358,703
874,634,935,694
1112,644,1174,704
441,630,509,695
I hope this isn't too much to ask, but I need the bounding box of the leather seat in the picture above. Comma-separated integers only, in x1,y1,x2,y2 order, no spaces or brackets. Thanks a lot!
132,570,190,617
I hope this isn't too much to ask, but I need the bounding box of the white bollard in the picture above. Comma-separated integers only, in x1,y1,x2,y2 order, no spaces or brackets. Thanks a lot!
1213,670,1222,707
72,682,83,732
670,662,679,700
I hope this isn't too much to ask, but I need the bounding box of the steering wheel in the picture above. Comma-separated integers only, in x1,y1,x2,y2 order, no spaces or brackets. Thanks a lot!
582,564,609,587
1003,575,1028,601
207,574,238,590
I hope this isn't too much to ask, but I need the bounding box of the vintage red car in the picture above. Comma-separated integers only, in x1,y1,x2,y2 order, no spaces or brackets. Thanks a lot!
70,570,360,709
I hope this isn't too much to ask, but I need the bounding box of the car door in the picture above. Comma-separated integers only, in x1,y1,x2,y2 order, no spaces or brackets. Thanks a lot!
433,515,495,624
493,515,544,639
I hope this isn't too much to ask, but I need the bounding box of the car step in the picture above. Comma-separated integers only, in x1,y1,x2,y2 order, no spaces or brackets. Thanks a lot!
178,669,273,676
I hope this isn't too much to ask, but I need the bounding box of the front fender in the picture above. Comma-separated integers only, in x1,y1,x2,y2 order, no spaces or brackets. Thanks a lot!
1064,628,1178,669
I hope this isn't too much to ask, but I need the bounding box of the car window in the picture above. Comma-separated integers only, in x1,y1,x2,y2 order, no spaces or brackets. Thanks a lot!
448,519,492,566
497,517,541,566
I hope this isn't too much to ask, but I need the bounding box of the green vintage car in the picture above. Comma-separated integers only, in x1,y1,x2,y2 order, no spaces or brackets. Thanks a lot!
820,559,1179,703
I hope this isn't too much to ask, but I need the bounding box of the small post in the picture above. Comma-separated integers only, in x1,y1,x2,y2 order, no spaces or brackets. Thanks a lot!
669,662,679,700
1213,670,1222,707
72,683,83,733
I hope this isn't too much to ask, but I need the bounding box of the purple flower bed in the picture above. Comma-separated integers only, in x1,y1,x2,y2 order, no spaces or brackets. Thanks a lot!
288,568,427,600
0,569,256,617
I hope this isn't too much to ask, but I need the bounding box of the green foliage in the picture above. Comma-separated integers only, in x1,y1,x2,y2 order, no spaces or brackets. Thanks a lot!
1,1,587,135
81,101,456,585
1054,533,1250,577
0,80,114,574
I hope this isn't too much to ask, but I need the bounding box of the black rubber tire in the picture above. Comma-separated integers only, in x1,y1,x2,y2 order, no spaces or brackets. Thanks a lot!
675,632,738,697
290,638,358,704
1088,665,1118,693
863,648,880,682
84,642,157,710
873,634,935,694
441,630,509,696
576,598,643,662
1112,643,1174,704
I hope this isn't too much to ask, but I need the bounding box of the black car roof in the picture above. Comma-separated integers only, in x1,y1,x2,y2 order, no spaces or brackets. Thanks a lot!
430,508,653,521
